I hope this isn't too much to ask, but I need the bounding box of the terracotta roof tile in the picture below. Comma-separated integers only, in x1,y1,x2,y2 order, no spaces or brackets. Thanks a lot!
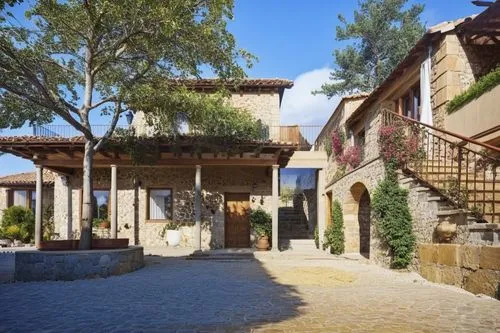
0,170,56,186
171,78,294,89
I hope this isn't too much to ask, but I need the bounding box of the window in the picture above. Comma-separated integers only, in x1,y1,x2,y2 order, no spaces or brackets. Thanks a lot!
92,190,110,221
148,189,173,220
396,83,420,120
8,189,35,211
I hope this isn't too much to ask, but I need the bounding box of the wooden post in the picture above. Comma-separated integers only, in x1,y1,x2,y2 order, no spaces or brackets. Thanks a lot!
271,164,279,252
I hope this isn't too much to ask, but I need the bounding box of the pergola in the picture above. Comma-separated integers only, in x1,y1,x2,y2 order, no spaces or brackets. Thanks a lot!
0,135,300,250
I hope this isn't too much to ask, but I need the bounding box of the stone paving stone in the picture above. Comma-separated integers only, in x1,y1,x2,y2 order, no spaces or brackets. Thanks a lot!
0,254,499,332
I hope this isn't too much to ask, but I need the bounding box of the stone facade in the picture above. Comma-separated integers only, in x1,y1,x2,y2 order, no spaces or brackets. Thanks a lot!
15,246,144,281
419,243,500,299
132,91,281,137
54,166,273,249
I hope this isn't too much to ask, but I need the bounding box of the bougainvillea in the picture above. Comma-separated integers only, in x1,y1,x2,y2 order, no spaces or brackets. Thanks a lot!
379,121,424,168
331,129,345,156
337,145,362,170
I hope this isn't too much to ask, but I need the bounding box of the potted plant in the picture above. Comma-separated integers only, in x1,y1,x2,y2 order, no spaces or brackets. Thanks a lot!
161,222,181,247
93,218,110,229
250,208,272,251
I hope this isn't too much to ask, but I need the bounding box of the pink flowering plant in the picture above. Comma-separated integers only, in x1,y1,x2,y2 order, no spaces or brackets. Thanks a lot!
331,129,345,157
379,121,425,168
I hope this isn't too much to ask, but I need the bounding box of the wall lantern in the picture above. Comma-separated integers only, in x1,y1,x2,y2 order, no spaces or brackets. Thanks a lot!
125,111,134,125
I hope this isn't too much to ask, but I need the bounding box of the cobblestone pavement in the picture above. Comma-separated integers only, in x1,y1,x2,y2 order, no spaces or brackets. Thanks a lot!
0,253,499,333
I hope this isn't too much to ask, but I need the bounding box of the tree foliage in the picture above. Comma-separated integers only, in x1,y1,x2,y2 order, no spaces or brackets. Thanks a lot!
371,166,415,268
323,199,345,255
0,0,253,249
317,0,425,97
0,205,35,243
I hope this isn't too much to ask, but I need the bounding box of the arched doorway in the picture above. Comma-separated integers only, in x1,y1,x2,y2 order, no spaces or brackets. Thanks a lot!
343,182,371,258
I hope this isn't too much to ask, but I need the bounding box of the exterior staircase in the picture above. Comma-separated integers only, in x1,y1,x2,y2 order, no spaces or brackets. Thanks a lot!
383,110,500,227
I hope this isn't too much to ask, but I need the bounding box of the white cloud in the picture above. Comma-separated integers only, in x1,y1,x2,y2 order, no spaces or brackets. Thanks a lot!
280,68,341,126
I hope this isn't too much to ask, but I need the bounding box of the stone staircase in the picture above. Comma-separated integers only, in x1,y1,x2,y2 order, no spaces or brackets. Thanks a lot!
407,160,500,224
278,207,310,240
397,170,499,245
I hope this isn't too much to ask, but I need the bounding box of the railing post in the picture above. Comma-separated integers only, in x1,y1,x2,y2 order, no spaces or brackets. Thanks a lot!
457,146,463,198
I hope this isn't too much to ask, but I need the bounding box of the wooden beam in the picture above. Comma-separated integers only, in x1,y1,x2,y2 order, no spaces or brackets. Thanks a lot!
38,157,277,168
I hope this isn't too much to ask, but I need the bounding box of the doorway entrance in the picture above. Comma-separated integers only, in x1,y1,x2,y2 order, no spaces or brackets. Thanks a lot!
224,193,250,248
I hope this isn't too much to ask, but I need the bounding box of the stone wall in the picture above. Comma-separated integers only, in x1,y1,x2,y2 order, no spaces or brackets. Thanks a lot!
418,243,500,299
55,166,272,249
15,246,144,281
132,91,281,137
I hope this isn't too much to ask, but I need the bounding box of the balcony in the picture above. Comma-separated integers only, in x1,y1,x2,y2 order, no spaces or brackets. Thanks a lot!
30,123,323,151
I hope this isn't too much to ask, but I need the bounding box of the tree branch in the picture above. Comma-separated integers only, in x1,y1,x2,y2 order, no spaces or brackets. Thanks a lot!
93,101,124,152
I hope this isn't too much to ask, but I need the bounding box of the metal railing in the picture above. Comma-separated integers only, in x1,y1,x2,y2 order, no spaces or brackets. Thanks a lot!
30,123,323,150
382,110,500,223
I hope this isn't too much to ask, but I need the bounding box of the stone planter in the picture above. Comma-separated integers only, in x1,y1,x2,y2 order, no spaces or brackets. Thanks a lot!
166,230,181,246
255,236,270,251
38,239,129,251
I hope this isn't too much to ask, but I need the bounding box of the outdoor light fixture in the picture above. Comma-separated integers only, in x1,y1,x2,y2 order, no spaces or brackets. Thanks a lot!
125,111,134,125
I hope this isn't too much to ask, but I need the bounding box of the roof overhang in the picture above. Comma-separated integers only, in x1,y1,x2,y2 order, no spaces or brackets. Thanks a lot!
0,136,299,175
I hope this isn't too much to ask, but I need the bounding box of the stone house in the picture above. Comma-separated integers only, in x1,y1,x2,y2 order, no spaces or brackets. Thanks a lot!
315,4,500,296
0,171,55,221
0,79,327,251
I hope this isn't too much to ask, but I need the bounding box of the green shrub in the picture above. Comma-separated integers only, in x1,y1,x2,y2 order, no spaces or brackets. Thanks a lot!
250,208,272,238
1,206,35,243
447,66,500,114
323,200,345,255
371,167,415,268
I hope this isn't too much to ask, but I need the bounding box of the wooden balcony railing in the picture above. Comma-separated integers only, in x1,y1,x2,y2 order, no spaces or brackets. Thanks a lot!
382,110,500,223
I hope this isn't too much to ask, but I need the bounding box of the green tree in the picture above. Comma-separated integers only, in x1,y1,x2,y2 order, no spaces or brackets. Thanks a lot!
0,0,254,249
316,0,425,97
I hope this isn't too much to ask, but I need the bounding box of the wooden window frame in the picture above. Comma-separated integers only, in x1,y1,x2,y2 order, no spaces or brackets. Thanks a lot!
145,187,174,223
7,188,35,210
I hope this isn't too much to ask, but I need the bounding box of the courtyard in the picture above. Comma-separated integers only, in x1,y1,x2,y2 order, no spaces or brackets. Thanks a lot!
0,250,499,332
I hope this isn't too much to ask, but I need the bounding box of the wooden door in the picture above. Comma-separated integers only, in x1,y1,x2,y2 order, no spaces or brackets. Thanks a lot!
225,193,250,248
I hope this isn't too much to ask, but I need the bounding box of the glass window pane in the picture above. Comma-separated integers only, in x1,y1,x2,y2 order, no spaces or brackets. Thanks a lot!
31,191,36,212
149,189,172,220
13,190,28,207
92,190,110,221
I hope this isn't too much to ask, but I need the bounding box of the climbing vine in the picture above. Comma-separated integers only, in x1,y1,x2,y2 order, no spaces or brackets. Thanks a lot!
371,165,415,268
323,199,345,255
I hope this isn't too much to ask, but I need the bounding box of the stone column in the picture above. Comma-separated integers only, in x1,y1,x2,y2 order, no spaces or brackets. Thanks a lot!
110,164,118,239
194,165,202,251
317,169,326,250
35,165,43,248
271,164,279,252
64,176,73,239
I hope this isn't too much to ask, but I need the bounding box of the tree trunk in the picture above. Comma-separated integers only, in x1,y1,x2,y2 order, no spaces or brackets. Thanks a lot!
79,139,95,250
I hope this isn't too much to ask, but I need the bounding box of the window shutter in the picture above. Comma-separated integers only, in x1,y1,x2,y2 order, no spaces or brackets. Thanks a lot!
6,189,13,207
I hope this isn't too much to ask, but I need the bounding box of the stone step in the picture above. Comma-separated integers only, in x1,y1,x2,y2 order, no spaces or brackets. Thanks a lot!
278,239,317,251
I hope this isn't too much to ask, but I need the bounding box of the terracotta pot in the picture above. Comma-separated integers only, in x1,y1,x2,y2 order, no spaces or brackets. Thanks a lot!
256,236,270,251
99,221,111,229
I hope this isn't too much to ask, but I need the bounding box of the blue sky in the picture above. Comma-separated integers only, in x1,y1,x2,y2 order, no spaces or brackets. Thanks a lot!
0,0,482,176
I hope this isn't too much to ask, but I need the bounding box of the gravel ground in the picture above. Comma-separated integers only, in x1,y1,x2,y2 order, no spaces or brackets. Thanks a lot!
0,251,499,332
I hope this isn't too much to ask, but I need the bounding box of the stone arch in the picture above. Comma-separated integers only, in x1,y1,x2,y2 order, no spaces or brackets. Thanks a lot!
343,182,371,258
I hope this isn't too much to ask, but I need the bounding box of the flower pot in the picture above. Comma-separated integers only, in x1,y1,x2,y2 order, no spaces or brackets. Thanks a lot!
166,230,181,247
99,221,111,229
256,235,270,251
